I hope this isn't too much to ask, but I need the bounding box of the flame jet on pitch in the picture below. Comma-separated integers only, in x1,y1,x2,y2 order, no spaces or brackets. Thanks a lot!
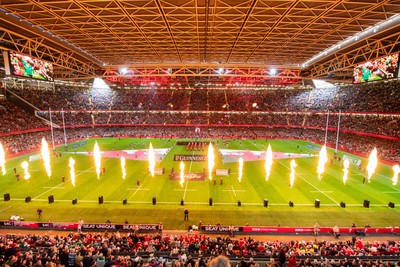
366,148,378,183
0,142,6,175
208,142,215,180
289,159,297,188
392,164,400,186
317,144,328,180
148,143,155,177
41,138,51,177
180,161,185,187
21,161,30,180
342,159,350,184
264,144,273,181
93,141,101,179
121,156,126,179
238,157,243,182
69,157,75,186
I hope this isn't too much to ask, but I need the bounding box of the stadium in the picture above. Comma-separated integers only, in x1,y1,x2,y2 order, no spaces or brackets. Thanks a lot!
0,1,400,266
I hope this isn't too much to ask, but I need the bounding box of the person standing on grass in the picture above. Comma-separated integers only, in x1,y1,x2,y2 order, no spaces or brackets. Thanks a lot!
184,209,189,221
37,208,42,219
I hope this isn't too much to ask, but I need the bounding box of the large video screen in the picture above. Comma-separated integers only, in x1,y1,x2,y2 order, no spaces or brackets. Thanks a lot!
8,51,54,81
353,53,399,84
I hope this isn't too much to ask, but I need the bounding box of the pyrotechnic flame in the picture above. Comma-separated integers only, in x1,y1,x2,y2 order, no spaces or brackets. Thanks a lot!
93,141,101,179
0,142,6,175
208,142,215,180
342,159,350,184
264,144,273,181
69,157,75,186
121,156,126,179
148,142,155,177
317,144,328,180
366,147,378,183
392,164,400,186
180,161,185,187
238,157,243,182
41,138,51,177
21,161,30,180
289,159,297,188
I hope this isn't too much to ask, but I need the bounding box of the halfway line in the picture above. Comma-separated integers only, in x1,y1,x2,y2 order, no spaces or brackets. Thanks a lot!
129,184,148,197
33,158,112,200
276,159,340,206
183,150,195,200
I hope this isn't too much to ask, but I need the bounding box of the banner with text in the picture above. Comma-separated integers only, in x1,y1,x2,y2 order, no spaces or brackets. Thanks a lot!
174,154,207,161
0,221,161,232
201,225,400,235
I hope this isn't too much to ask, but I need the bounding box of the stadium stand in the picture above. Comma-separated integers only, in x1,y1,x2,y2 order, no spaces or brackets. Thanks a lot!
4,79,400,113
0,79,399,163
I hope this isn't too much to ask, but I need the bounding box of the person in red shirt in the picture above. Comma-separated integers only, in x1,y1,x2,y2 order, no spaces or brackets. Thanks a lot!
288,253,296,267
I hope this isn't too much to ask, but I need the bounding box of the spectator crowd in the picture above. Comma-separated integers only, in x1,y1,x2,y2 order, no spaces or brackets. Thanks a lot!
0,79,399,162
1,231,400,267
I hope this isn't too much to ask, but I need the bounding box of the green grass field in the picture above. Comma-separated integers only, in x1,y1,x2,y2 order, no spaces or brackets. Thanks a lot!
0,137,399,230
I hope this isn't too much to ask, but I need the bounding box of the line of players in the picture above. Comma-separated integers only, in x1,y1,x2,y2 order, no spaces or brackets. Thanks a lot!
186,142,206,151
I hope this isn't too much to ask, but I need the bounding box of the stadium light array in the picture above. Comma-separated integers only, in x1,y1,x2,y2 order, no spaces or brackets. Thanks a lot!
0,8,105,66
93,78,110,90
303,14,400,67
119,68,129,75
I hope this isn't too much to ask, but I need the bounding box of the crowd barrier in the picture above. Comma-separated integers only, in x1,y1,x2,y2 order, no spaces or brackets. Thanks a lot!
1,220,399,236
200,225,400,235
0,221,162,233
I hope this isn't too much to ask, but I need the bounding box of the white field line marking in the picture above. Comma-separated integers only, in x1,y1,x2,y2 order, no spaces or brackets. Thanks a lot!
285,140,400,200
174,189,197,192
353,169,395,183
245,140,340,206
222,187,246,198
127,188,149,191
129,184,147,197
0,206,12,213
76,170,92,173
33,158,112,200
276,160,340,206
287,137,395,186
353,170,400,192
231,185,237,197
159,146,174,163
183,179,189,200
183,150,195,201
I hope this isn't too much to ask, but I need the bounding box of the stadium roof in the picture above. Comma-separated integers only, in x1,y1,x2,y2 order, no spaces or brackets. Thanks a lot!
1,0,400,86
